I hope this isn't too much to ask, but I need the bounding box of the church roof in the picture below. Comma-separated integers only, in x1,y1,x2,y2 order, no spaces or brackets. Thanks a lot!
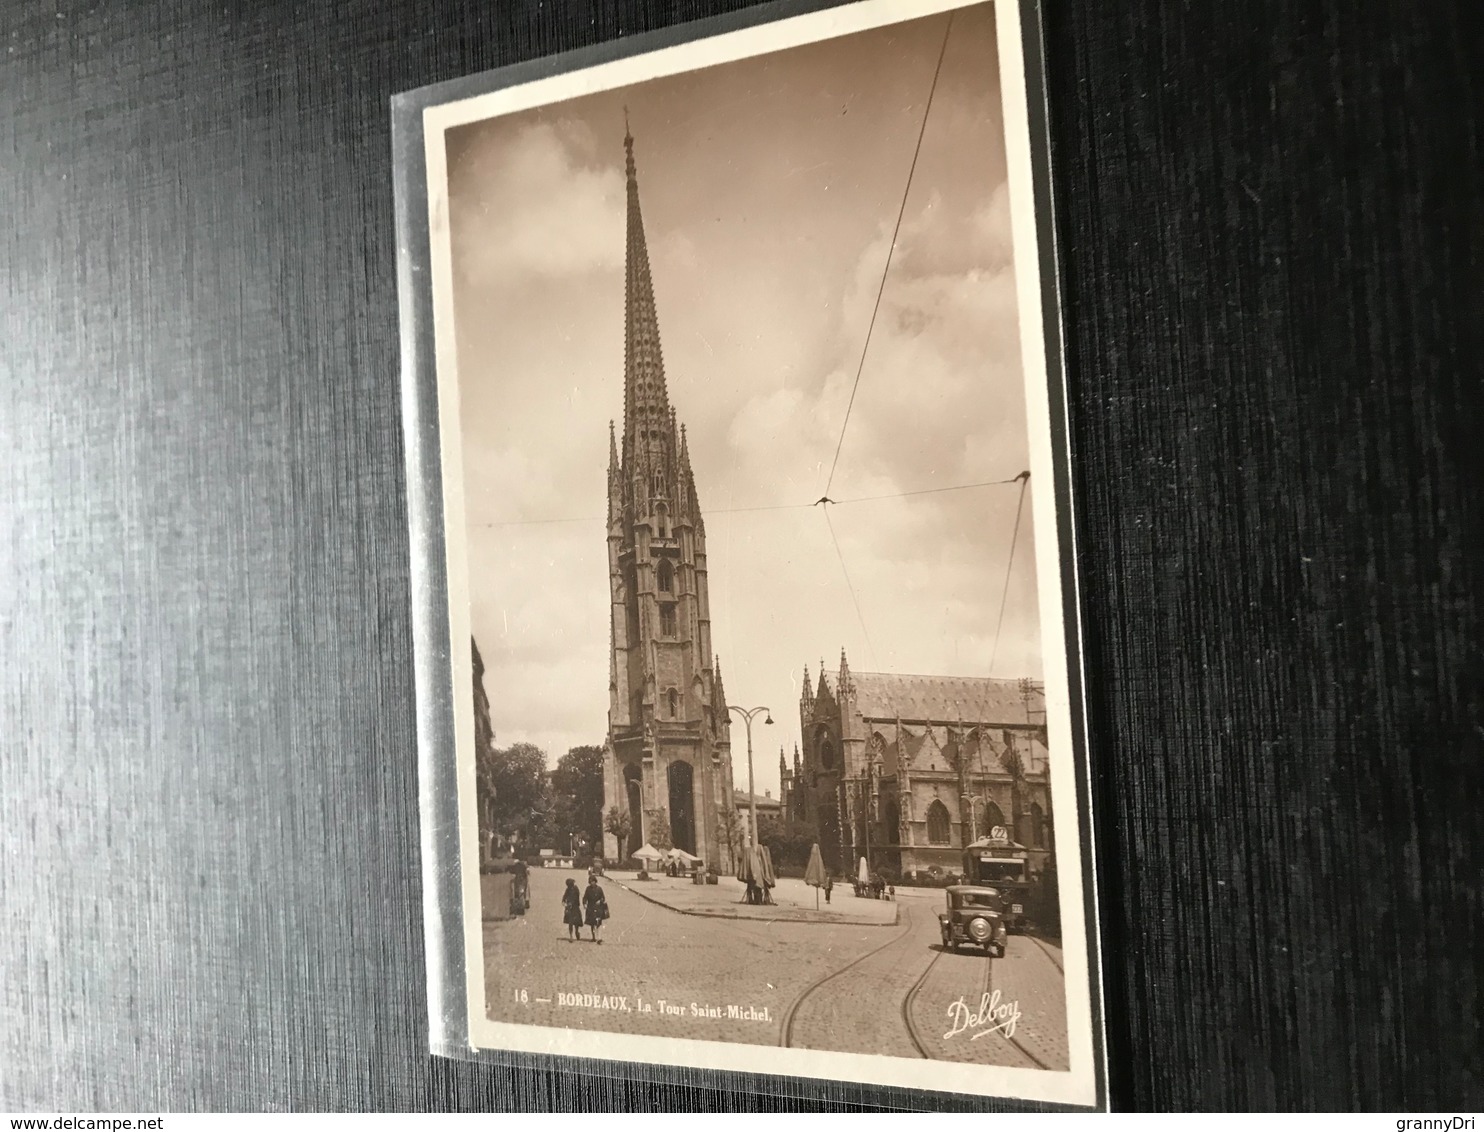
849,671,1036,725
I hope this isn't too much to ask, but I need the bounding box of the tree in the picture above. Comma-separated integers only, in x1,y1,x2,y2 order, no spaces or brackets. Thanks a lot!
604,806,631,857
546,791,580,855
756,813,782,851
550,744,605,853
472,637,497,858
646,808,673,851
487,741,549,850
758,816,819,870
717,806,743,872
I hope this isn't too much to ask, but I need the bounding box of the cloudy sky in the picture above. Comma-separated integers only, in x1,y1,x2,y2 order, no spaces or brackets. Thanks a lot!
445,2,1044,798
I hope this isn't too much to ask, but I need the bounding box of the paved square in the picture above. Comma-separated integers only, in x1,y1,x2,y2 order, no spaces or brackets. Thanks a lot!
614,872,899,926
481,867,1068,1068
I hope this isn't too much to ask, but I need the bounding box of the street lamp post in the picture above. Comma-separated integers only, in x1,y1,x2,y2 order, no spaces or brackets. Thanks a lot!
961,793,984,846
727,704,773,856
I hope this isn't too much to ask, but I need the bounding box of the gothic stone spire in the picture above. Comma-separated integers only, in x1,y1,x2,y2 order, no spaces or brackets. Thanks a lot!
605,122,731,875
606,419,620,524
622,128,670,445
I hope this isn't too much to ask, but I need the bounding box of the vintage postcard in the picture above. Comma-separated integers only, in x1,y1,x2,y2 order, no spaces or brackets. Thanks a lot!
400,0,1104,1108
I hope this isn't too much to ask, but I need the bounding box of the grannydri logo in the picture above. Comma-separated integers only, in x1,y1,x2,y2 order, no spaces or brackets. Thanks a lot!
1397,1121,1476,1132
944,990,1022,1041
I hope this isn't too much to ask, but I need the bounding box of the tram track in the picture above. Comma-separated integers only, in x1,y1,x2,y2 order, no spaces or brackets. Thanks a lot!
781,902,1053,1071
900,936,1052,1070
986,946,1052,1071
778,901,918,1048
899,941,944,1057
1026,932,1063,972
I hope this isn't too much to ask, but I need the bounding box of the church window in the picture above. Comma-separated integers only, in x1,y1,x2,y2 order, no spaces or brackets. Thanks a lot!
818,739,835,770
983,800,1007,835
926,800,952,845
660,603,677,636
667,688,679,719
657,560,674,593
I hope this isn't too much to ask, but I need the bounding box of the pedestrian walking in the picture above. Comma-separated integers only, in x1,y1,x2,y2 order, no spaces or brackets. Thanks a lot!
513,858,530,915
823,875,833,904
583,876,609,944
562,878,583,942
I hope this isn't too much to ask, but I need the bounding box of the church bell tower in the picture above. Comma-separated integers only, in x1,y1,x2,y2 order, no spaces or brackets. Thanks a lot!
601,125,737,871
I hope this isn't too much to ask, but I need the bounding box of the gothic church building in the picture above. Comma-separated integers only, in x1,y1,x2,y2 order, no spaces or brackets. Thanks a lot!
783,652,1054,882
600,129,738,871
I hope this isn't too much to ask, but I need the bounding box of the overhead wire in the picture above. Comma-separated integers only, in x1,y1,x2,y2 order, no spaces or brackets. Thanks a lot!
988,472,1031,673
474,473,1019,527
808,11,956,722
822,506,878,672
476,14,1025,706
820,10,954,501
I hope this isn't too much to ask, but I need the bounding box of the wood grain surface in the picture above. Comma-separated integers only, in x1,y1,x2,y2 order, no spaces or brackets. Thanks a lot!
2,0,1479,1113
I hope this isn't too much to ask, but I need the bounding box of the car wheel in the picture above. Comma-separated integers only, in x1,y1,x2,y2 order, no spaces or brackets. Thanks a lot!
967,917,992,945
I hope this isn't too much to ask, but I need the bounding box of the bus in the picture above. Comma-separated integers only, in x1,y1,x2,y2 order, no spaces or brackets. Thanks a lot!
962,828,1032,932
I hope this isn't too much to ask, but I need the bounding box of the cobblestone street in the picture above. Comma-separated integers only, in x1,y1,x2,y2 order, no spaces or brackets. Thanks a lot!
482,868,1068,1069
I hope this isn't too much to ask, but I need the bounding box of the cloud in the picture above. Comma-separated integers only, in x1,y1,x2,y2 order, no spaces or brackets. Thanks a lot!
718,183,1025,507
447,9,1051,785
449,119,625,286
470,523,611,759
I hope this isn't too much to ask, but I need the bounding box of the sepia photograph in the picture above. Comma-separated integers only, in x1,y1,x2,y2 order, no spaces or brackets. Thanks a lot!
413,0,1101,1106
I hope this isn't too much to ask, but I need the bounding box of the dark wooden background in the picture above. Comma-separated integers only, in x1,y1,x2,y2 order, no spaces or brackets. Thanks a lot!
3,0,1479,1112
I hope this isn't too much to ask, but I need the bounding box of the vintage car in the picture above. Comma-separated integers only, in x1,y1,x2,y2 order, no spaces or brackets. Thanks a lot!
938,884,1009,956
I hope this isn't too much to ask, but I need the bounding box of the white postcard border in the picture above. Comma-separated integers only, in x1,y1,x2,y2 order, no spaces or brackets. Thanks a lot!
418,0,1103,1107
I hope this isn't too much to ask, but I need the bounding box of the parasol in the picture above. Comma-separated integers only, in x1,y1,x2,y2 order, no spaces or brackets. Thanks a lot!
737,845,778,895
759,844,777,888
632,843,664,863
803,843,827,909
858,856,870,887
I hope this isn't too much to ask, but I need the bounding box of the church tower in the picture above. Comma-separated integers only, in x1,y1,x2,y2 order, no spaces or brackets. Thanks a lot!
601,126,737,871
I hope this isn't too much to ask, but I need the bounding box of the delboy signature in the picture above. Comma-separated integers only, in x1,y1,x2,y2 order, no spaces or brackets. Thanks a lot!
945,990,1023,1041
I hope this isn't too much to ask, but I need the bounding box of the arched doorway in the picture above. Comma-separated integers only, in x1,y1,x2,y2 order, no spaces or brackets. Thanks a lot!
816,798,841,872
667,761,695,855
623,764,643,858
881,798,902,877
